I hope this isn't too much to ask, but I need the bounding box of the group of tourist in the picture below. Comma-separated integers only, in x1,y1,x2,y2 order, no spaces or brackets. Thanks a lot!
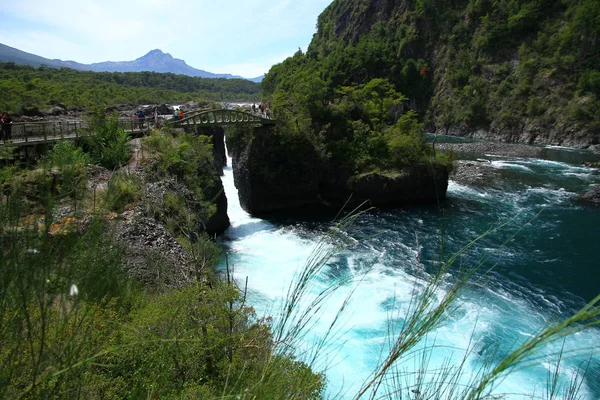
131,110,146,130
173,108,184,120
0,112,12,141
174,108,184,120
251,102,271,119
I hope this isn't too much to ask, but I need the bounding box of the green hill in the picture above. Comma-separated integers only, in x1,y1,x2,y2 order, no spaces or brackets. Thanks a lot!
264,0,600,147
0,62,260,112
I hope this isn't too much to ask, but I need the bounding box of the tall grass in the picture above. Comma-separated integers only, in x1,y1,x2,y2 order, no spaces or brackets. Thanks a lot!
262,208,600,399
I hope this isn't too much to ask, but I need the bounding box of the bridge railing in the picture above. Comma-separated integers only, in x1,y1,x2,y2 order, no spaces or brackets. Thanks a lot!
171,109,274,128
2,118,151,145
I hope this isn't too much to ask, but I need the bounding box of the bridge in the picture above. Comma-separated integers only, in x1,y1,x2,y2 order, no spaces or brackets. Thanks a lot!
169,109,275,128
0,119,151,147
0,109,274,147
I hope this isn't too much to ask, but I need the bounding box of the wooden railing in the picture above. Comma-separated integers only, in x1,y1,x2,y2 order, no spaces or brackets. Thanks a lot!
171,109,274,128
1,118,152,146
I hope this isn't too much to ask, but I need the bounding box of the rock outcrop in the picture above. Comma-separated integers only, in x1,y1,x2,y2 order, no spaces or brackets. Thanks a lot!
230,126,450,216
231,126,323,215
348,165,449,207
579,185,600,206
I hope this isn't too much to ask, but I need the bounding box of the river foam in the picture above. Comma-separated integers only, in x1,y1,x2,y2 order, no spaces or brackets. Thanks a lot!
220,149,600,399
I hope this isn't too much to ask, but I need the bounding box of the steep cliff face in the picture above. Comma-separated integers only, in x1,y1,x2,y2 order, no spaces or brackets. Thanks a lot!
304,0,600,147
197,126,227,172
230,127,449,215
230,127,323,215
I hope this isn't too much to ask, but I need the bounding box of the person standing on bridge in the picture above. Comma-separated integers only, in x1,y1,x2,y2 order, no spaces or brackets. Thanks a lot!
178,109,184,120
1,112,13,141
137,111,146,129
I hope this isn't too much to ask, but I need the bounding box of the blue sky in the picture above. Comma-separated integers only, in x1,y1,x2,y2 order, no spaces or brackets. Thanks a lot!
0,0,333,78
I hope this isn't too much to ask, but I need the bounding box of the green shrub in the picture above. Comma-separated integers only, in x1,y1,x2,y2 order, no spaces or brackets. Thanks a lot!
0,213,138,400
109,281,324,398
143,129,172,154
103,172,143,213
48,140,90,168
385,111,431,168
47,141,91,199
579,70,600,95
0,165,20,189
86,114,132,170
162,192,195,236
388,134,425,167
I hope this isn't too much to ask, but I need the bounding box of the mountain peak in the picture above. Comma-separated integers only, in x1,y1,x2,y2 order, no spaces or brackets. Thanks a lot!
140,49,173,60
0,42,255,81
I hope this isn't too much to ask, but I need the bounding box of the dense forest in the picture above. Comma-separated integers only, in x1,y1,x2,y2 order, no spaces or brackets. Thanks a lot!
0,62,260,112
264,0,600,147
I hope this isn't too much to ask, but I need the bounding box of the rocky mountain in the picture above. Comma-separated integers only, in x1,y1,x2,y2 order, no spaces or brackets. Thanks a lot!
85,49,242,79
0,43,263,81
0,42,88,70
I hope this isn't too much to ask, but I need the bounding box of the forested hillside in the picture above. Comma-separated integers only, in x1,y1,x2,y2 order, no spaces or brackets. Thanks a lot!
0,63,260,112
265,0,600,147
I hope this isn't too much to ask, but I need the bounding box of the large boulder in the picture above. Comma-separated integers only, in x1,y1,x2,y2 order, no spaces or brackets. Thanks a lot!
41,106,66,116
156,104,171,115
579,185,600,206
21,106,44,117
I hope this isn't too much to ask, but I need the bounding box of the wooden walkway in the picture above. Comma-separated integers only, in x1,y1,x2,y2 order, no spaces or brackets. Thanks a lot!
0,109,274,147
0,119,151,147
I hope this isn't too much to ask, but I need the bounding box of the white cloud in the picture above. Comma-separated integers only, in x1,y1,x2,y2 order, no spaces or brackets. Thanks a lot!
216,51,295,78
0,0,333,75
0,30,86,61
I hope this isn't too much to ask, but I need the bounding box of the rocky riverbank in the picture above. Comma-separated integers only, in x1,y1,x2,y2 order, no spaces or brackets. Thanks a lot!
436,140,600,205
435,142,544,159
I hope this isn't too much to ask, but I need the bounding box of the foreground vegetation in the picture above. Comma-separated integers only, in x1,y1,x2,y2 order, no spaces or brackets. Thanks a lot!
0,62,260,113
1,118,599,398
0,120,324,399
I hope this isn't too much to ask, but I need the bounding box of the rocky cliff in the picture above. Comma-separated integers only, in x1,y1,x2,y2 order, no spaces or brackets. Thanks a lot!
303,0,600,147
229,126,448,216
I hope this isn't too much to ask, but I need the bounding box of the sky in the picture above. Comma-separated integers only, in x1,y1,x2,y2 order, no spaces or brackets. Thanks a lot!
0,0,333,78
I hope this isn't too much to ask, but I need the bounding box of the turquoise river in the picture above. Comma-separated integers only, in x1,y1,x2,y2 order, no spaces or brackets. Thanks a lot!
219,140,600,399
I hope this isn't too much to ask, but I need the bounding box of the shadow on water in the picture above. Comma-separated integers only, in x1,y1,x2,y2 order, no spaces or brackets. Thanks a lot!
223,220,272,240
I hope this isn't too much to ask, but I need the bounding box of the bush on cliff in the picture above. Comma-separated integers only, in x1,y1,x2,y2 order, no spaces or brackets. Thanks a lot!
144,131,220,230
86,112,132,170
264,67,451,177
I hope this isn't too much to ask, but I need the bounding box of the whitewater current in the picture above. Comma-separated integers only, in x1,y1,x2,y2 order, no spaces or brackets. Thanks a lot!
219,146,600,399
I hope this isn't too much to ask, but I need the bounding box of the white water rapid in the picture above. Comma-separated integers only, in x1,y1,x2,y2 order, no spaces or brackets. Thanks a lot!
219,148,600,399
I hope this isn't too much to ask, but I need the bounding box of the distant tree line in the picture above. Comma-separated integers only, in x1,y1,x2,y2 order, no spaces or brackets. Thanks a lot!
0,62,260,113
